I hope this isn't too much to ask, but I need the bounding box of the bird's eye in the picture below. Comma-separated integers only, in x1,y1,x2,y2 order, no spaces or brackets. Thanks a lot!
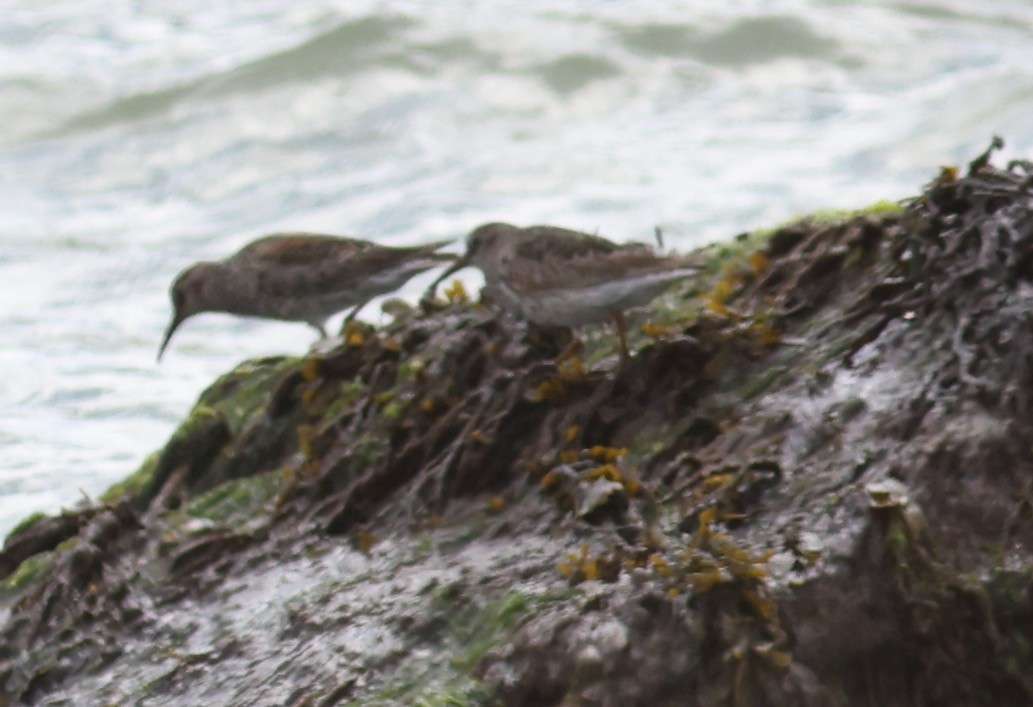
173,289,186,309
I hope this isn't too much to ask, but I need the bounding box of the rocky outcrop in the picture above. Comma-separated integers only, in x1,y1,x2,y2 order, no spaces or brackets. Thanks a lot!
1,139,1031,706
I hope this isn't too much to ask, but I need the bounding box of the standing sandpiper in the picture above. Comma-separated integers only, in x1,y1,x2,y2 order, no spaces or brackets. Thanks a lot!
158,232,454,360
423,222,698,360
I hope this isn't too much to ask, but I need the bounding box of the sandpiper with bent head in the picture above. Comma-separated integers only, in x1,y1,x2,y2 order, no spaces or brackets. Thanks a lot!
424,222,698,360
159,232,454,360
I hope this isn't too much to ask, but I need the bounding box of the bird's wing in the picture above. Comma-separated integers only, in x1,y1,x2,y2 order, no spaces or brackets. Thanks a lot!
224,233,451,301
338,242,453,276
234,233,373,266
508,249,694,294
512,226,641,262
505,228,663,292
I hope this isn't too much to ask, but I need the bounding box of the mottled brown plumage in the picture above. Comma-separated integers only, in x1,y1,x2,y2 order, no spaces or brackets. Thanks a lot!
159,232,453,359
424,222,698,359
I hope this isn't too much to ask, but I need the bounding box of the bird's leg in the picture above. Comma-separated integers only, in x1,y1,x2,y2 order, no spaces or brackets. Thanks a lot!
611,310,630,363
343,300,371,325
553,336,584,366
340,301,373,345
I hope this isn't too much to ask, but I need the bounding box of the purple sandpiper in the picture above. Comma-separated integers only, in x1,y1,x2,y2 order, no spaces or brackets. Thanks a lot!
424,222,698,360
159,232,454,359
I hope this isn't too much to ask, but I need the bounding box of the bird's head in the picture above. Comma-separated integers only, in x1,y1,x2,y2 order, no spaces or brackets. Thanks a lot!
158,262,218,361
463,222,516,268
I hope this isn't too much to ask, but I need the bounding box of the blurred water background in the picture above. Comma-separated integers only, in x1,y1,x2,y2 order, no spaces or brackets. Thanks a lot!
1,0,1031,533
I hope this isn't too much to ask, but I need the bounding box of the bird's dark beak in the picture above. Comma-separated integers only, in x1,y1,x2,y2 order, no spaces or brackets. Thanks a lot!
420,254,470,307
157,310,185,362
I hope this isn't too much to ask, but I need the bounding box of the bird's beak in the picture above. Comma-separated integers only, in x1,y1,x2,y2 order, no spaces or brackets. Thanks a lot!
421,253,470,305
157,311,185,362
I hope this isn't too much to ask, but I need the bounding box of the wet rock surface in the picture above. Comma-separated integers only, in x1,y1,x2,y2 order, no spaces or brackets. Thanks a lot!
3,141,1033,705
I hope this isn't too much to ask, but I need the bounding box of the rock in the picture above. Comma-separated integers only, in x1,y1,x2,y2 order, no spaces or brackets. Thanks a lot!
3,140,1033,705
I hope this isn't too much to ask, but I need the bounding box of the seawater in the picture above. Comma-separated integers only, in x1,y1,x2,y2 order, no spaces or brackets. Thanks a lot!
1,0,1032,533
